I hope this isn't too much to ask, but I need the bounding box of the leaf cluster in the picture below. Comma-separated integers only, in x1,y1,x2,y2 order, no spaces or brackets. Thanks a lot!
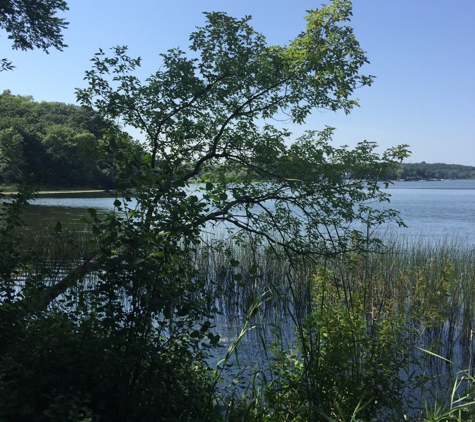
0,0,68,52
0,90,142,188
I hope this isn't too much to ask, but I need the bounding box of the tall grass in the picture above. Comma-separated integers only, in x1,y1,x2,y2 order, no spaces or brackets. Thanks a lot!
12,230,475,419
12,224,96,297
193,236,475,420
196,236,475,361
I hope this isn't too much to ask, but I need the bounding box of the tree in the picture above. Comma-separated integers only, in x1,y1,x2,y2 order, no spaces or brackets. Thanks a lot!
0,1,410,420
0,90,140,187
0,0,68,71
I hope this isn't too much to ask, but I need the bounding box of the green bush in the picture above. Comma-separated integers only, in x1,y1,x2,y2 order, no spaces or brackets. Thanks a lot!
262,262,414,420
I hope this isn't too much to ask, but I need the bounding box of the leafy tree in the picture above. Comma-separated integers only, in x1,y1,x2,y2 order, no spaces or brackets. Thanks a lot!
0,90,139,188
0,126,23,181
384,162,475,180
0,0,68,70
0,1,410,420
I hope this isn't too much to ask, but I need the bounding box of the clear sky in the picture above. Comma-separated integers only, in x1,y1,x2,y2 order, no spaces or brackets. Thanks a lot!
1,0,474,165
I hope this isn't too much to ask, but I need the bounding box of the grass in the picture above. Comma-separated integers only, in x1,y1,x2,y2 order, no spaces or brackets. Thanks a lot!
195,236,475,356
22,229,475,371
7,229,475,420
192,236,475,420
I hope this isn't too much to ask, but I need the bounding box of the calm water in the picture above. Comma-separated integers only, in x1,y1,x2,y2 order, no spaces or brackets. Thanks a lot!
381,179,475,242
18,180,475,400
23,180,475,243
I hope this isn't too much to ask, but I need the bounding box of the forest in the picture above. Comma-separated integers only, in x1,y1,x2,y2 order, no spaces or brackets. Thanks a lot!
385,162,475,180
0,90,141,188
1,89,472,191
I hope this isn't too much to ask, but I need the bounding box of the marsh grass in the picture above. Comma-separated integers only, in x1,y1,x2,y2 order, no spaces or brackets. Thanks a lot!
10,224,96,299
193,235,475,419
200,237,475,366
11,231,475,419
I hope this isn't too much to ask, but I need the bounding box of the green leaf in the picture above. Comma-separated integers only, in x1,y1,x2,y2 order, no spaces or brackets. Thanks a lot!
201,320,211,332
141,154,152,164
177,306,189,317
208,333,220,346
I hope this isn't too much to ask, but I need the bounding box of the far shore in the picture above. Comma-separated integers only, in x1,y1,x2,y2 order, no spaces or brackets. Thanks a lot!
2,189,113,196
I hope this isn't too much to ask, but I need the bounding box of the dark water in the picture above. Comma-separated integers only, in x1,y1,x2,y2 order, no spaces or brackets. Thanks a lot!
14,181,475,408
22,191,115,230
22,180,475,243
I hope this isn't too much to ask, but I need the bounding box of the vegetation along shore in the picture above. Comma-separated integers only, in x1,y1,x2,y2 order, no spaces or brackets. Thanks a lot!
1,0,475,421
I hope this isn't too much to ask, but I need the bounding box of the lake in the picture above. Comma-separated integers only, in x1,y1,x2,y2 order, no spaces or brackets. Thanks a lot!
14,180,475,409
382,179,475,242
23,179,475,244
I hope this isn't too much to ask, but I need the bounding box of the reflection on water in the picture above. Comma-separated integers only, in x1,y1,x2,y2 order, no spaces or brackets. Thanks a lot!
17,179,475,242
23,204,114,232
23,192,117,231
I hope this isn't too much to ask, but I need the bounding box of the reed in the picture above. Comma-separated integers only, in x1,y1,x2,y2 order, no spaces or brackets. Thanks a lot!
196,237,475,350
11,224,96,299
196,236,475,420
9,230,475,419
15,230,475,372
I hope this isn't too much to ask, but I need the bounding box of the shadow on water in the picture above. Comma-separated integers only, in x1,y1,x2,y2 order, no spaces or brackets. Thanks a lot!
20,192,117,231
6,184,475,416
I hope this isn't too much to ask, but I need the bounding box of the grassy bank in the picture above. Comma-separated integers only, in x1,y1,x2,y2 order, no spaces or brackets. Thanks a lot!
197,237,475,420
14,229,475,419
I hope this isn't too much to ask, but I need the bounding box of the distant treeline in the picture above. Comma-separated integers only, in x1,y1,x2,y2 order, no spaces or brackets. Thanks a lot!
384,162,475,180
0,90,142,189
2,90,474,187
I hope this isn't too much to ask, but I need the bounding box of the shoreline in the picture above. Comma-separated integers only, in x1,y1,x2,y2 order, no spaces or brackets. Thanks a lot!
2,189,113,197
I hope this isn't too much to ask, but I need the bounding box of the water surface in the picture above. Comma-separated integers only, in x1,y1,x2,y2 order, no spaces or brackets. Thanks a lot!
22,180,475,243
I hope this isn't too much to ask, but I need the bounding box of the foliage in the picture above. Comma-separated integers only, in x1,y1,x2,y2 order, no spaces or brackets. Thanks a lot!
203,240,475,421
0,90,142,188
0,197,222,421
384,162,475,181
0,1,412,420
420,378,475,421
75,9,408,258
0,0,68,70
258,260,413,421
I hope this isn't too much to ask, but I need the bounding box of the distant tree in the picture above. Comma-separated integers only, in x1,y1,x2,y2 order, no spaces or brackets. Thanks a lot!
0,90,140,187
0,126,23,181
381,162,475,181
0,0,68,71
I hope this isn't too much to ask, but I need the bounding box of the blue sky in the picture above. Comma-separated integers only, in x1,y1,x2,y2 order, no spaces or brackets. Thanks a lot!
1,0,474,165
